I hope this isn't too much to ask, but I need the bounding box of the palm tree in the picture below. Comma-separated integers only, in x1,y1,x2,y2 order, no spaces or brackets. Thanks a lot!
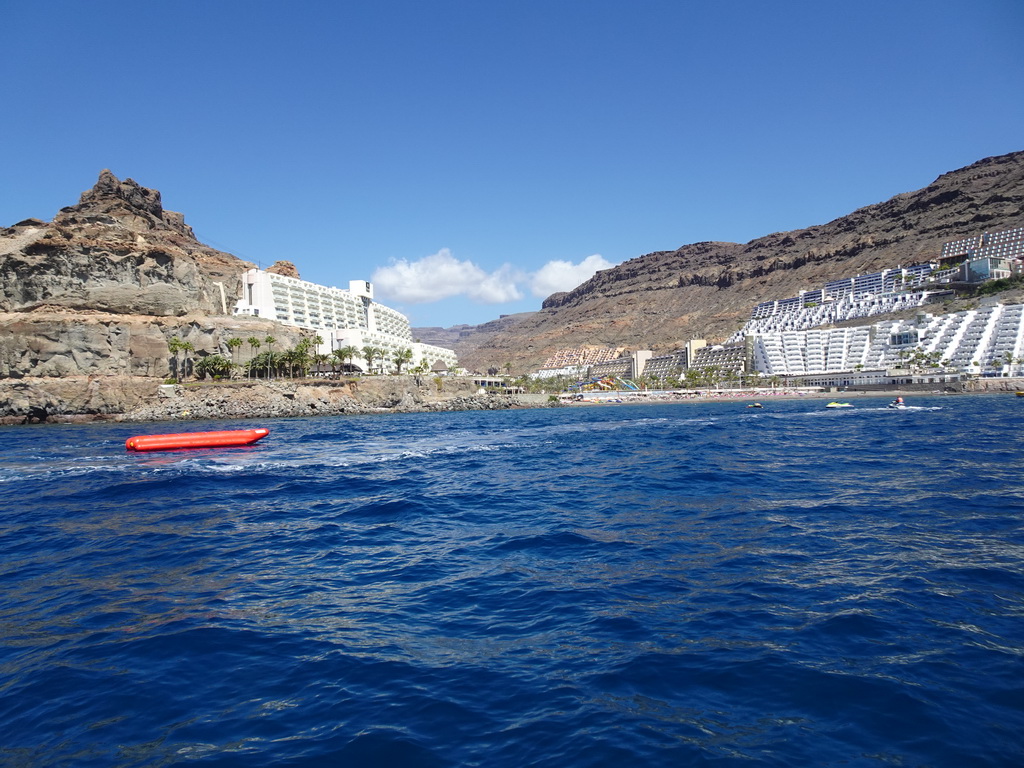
264,336,276,379
244,353,259,379
336,345,359,373
1002,351,1016,376
179,341,194,382
313,352,331,377
264,350,281,379
226,338,243,377
683,368,703,391
167,337,183,383
297,346,313,377
246,337,261,380
362,345,379,374
392,347,414,374
195,354,232,380
281,348,301,378
250,350,277,379
330,348,345,376
702,365,722,389
294,339,315,378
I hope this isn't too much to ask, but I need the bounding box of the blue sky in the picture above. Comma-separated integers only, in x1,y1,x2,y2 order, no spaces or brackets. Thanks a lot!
2,1,1022,328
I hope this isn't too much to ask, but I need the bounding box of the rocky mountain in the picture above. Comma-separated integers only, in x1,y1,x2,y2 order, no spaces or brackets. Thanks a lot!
1,170,248,317
0,171,309,379
450,151,1024,373
265,260,301,279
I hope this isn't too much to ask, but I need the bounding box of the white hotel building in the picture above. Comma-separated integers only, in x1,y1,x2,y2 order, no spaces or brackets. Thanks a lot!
232,268,459,373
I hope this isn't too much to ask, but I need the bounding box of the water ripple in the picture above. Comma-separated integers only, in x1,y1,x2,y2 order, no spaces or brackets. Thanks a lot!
1,396,1023,766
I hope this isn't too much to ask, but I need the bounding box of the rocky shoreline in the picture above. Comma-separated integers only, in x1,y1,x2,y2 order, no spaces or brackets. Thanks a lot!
0,375,534,425
3,374,1020,426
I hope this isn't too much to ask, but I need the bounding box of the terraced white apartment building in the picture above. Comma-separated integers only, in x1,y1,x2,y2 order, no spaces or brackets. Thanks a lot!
750,303,1024,380
738,227,1024,382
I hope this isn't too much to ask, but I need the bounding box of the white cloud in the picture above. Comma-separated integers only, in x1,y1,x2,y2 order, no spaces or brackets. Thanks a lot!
372,248,523,305
372,249,616,307
529,254,614,298
472,263,525,303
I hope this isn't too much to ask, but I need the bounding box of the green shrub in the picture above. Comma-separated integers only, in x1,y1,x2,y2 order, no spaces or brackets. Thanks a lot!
970,274,1024,297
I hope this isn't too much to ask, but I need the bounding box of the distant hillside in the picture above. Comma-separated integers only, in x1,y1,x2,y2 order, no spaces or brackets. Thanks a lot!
413,314,534,367
447,151,1024,374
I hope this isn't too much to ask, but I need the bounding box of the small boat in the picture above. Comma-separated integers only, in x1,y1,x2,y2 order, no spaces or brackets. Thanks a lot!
825,401,853,409
747,402,763,408
126,428,270,452
1016,391,1024,397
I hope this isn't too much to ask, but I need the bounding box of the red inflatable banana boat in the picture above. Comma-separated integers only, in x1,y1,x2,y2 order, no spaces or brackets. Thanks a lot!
126,428,270,452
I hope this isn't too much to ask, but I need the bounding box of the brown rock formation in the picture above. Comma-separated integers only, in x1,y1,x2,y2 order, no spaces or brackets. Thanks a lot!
0,171,289,380
266,260,300,279
0,170,252,317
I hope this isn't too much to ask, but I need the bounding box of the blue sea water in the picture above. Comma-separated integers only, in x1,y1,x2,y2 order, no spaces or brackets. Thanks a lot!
1,394,1023,767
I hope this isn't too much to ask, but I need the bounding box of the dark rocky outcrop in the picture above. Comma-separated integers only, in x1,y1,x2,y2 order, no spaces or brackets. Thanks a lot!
0,171,285,381
0,170,251,317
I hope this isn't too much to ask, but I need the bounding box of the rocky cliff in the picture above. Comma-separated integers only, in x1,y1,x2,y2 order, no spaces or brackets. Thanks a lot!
451,151,1024,373
0,171,288,379
0,311,310,380
1,170,249,317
